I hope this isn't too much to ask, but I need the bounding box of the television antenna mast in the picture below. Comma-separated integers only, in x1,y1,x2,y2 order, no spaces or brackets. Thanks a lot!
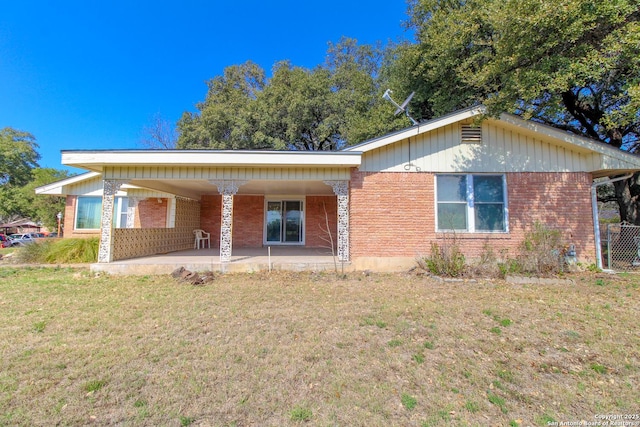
382,89,418,126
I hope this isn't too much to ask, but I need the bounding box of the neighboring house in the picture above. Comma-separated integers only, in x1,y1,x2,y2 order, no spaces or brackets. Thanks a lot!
0,219,42,236
36,107,640,271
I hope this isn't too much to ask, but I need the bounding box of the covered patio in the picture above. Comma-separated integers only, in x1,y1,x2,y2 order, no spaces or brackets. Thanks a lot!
90,246,346,275
55,150,359,269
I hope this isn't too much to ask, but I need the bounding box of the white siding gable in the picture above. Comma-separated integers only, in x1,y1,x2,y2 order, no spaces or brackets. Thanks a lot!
360,120,597,174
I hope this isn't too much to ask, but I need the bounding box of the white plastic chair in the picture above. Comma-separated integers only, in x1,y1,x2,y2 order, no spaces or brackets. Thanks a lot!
193,229,211,249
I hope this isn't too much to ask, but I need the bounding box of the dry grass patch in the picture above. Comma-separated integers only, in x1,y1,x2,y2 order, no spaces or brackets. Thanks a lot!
0,267,638,426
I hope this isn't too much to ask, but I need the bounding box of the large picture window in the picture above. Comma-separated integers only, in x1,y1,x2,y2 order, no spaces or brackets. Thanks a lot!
436,174,507,232
75,196,129,230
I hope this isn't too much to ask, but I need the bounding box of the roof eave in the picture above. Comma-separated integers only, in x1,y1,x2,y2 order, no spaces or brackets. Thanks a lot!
61,150,363,170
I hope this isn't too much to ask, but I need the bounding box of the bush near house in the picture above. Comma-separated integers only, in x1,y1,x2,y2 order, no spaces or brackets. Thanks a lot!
11,237,99,264
420,223,568,278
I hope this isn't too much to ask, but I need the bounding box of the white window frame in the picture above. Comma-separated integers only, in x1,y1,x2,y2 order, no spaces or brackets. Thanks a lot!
74,196,129,230
435,174,508,233
263,196,306,245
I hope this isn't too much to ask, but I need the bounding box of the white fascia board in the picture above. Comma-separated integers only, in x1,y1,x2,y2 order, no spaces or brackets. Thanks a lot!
345,106,486,153
61,150,362,170
35,171,102,195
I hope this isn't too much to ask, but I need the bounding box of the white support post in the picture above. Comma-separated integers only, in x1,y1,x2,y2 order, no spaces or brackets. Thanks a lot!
210,180,246,263
324,180,350,262
98,179,128,263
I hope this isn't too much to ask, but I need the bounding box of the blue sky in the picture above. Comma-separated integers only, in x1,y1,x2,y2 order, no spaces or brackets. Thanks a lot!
0,1,412,173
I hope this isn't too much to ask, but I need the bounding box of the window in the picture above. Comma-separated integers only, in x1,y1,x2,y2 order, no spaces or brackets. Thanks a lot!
75,196,129,230
436,175,507,232
265,199,304,244
76,197,102,229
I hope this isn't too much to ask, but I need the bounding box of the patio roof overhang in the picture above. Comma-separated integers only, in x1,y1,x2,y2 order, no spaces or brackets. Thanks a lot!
60,149,362,200
61,149,362,172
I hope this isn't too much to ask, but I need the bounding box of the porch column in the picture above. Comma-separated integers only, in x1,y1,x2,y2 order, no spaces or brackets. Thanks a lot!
324,180,350,262
210,180,247,263
98,179,128,263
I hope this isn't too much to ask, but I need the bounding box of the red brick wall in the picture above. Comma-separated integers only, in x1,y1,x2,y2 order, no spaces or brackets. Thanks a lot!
62,196,98,238
135,198,168,228
200,195,221,247
198,195,337,249
350,171,435,257
507,172,595,261
350,171,596,261
306,196,337,248
232,196,264,247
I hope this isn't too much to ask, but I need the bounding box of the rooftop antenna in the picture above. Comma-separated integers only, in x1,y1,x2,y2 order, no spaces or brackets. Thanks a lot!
382,89,418,126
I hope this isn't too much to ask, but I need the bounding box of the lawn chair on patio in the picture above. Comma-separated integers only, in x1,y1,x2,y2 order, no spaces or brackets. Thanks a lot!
193,229,210,249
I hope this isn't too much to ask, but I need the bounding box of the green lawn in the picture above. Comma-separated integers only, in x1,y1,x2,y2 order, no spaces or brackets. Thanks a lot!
0,267,638,426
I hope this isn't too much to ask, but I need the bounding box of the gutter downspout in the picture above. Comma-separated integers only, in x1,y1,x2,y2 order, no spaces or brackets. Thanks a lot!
591,174,633,270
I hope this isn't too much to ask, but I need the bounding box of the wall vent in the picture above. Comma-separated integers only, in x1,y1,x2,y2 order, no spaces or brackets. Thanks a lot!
461,124,482,143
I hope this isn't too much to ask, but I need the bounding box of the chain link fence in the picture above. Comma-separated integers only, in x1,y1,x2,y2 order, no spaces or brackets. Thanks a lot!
602,223,640,271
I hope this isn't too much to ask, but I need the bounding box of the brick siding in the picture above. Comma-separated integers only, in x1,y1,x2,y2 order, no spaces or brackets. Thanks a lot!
62,196,99,238
350,170,595,262
198,194,338,249
135,198,168,228
232,196,264,247
305,196,337,248
200,195,222,247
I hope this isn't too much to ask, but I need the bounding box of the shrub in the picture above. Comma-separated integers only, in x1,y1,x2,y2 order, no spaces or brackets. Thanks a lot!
518,222,564,275
13,240,54,263
45,237,100,263
14,238,99,264
420,241,466,277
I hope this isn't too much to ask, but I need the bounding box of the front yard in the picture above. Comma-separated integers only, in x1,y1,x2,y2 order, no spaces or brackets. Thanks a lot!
0,267,638,426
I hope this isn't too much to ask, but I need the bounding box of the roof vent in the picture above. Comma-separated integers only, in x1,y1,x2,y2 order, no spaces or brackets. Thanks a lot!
461,124,482,143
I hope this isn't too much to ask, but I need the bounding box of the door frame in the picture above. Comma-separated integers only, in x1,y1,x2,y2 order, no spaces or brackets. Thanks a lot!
263,196,306,245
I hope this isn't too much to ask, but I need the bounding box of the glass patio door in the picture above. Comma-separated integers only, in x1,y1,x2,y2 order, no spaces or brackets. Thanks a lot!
265,200,304,244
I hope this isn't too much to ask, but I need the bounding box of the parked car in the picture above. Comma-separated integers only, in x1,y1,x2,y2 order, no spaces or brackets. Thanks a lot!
7,233,40,246
0,234,9,248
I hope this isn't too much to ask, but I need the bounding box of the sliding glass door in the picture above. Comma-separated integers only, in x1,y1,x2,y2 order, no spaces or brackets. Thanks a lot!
265,200,304,244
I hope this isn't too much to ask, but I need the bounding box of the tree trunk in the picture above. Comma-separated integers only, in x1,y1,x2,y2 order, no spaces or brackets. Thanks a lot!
613,172,640,225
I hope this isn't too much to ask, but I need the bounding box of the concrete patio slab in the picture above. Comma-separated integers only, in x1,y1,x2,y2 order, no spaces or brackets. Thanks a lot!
90,246,347,275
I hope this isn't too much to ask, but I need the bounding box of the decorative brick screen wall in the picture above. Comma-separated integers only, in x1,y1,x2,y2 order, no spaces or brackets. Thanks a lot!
112,198,200,261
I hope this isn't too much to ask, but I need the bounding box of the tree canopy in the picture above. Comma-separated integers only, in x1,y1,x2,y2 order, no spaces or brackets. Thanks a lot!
169,2,640,219
0,127,40,187
397,0,640,221
403,0,639,148
176,38,408,151
0,128,69,228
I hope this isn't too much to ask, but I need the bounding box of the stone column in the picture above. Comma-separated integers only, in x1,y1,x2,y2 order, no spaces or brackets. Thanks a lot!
210,180,247,263
98,180,128,263
324,180,350,262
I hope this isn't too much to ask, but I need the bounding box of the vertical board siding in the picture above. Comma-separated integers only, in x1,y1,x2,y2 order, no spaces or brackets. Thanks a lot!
104,166,351,181
360,122,593,173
